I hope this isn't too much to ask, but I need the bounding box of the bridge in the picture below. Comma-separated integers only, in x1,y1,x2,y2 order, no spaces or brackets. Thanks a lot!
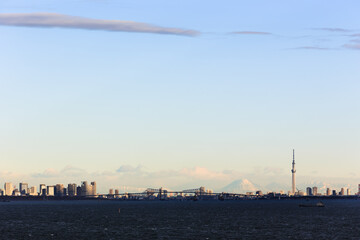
91,187,255,200
93,187,219,199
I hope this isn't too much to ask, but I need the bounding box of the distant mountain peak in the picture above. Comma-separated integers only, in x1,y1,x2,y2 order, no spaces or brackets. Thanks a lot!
220,178,261,194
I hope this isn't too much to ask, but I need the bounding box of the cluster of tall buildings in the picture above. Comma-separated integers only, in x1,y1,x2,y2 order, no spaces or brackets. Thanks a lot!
0,181,97,197
303,186,351,196
291,150,355,197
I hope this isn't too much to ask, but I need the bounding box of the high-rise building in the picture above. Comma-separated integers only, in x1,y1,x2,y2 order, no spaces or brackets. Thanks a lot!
291,150,296,194
68,184,77,196
332,190,337,196
109,189,114,195
81,181,97,197
19,183,29,195
81,181,89,197
306,187,312,196
4,183,14,196
55,184,64,196
340,188,345,196
47,186,55,196
91,182,96,196
358,184,360,195
81,181,87,196
312,187,318,196
39,184,46,195
200,186,206,195
29,186,37,196
77,186,82,196
347,188,351,196
326,188,331,196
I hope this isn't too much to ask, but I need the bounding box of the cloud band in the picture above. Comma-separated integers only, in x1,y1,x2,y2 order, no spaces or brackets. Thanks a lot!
0,12,199,36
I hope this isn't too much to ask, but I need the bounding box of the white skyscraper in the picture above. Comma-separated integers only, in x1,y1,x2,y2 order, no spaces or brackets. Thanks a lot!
4,182,14,196
291,149,296,194
47,186,55,196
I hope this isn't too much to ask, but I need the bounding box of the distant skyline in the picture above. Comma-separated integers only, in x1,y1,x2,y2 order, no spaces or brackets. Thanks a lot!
0,0,359,193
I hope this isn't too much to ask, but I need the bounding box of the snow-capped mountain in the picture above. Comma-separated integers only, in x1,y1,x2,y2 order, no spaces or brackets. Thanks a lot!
220,178,262,193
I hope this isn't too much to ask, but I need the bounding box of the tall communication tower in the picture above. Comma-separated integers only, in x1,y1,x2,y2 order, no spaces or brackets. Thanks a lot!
291,149,296,194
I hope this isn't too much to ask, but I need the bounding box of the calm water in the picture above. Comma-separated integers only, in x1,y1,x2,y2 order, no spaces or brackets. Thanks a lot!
0,200,359,239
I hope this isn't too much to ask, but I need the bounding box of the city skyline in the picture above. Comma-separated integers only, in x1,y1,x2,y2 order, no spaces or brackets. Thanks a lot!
0,176,356,197
0,151,359,194
1,0,359,192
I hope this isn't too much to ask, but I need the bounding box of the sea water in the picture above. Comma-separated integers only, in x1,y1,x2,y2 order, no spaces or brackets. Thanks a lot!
0,200,359,239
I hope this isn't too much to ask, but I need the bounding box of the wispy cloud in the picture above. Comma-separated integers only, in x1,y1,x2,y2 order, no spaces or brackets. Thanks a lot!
313,27,351,32
343,44,360,50
231,31,271,35
0,12,199,36
292,46,332,50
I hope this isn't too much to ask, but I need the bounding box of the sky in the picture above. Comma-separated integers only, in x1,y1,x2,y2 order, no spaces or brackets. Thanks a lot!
0,0,359,193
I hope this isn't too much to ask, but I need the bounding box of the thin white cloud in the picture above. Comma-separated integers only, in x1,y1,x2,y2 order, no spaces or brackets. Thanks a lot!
292,46,331,50
313,27,350,32
231,31,271,35
0,12,199,36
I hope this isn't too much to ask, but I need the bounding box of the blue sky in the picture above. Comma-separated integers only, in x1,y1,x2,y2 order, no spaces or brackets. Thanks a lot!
0,0,359,193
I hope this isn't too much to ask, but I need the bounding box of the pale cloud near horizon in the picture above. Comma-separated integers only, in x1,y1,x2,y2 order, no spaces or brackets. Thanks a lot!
116,165,143,173
179,167,233,180
0,12,199,36
32,166,87,178
2,165,360,193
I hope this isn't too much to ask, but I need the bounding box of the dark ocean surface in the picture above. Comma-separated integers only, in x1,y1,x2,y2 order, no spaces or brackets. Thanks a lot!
0,200,359,239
